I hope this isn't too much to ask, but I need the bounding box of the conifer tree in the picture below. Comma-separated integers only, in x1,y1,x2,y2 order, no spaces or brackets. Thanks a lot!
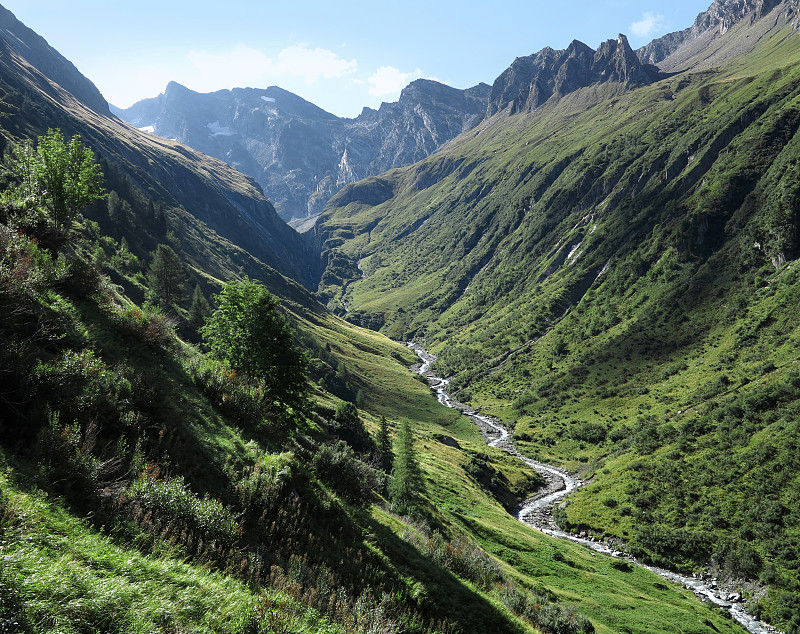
378,415,393,472
147,244,186,308
188,283,211,328
389,419,423,510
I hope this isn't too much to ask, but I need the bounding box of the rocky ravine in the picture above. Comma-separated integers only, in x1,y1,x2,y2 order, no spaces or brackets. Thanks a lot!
407,342,782,634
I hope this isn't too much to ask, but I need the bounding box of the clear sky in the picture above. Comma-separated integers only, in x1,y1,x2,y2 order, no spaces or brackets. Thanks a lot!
3,0,712,118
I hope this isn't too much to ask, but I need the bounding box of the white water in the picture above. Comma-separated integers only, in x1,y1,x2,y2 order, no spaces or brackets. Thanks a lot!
407,342,781,634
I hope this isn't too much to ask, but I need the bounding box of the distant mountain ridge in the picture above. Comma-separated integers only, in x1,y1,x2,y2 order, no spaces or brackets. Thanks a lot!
115,79,491,225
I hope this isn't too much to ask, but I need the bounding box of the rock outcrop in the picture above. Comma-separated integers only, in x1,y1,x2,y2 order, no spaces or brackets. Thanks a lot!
486,34,659,116
637,0,795,66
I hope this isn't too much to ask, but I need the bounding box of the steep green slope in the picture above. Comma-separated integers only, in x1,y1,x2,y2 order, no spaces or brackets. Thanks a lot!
0,215,747,633
315,9,800,631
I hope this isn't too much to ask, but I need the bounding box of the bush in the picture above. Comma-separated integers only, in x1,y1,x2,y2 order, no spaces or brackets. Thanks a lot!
401,523,503,589
497,582,595,634
189,356,271,430
312,440,384,506
0,223,68,297
231,452,293,513
126,472,239,545
112,301,176,348
35,411,102,503
568,422,607,444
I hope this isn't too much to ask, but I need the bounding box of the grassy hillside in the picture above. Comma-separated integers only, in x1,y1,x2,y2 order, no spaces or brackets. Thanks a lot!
315,13,800,632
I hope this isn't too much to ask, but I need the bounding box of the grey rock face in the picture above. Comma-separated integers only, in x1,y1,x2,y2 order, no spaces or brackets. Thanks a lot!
115,79,490,224
637,0,789,65
486,34,659,116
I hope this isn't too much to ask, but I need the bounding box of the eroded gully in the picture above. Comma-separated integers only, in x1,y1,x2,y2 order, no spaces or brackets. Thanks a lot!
407,342,781,634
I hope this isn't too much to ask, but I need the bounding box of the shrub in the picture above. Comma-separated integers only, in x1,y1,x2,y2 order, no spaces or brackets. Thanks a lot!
312,440,384,506
568,422,607,444
497,582,595,634
35,411,102,502
126,472,239,545
189,356,270,429
232,452,293,513
112,301,176,348
0,223,68,297
401,523,503,589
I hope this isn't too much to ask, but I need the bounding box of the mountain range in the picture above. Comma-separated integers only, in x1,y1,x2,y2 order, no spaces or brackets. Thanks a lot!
2,0,800,632
114,79,491,227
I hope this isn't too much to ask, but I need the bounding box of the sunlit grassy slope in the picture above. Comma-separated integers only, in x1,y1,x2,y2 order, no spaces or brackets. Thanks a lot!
315,14,800,631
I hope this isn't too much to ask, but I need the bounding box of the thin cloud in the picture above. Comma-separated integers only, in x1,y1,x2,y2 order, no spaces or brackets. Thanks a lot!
368,66,423,98
630,12,666,39
189,43,357,87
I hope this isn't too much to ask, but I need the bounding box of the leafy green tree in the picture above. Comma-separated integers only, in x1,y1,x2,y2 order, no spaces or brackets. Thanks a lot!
389,419,424,510
147,244,186,308
201,278,308,415
7,129,105,237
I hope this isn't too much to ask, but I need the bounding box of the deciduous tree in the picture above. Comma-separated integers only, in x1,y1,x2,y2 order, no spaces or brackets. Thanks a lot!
201,278,308,415
7,129,105,239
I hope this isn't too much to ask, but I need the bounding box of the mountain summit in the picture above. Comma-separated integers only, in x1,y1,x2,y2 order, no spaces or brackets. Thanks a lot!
115,79,490,225
638,0,800,67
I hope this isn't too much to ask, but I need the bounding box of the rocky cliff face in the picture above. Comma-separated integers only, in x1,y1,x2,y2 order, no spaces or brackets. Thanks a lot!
637,0,797,65
486,34,659,116
115,79,490,224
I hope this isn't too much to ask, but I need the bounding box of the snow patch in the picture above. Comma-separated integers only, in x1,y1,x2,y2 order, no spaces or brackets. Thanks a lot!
566,242,583,264
138,125,155,134
207,121,235,136
261,96,276,103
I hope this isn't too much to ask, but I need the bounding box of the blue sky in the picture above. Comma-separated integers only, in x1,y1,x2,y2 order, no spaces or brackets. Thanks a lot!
4,0,711,118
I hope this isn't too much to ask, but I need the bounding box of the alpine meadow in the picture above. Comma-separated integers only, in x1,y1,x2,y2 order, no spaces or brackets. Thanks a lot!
1,2,800,634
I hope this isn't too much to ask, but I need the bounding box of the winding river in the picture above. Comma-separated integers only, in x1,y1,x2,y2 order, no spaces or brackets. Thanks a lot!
407,342,781,634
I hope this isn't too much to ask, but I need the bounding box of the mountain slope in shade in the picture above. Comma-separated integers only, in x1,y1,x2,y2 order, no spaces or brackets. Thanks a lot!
114,79,490,225
0,4,317,289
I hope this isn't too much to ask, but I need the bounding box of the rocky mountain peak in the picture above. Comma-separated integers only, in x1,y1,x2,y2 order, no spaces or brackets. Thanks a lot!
487,34,659,116
637,0,794,65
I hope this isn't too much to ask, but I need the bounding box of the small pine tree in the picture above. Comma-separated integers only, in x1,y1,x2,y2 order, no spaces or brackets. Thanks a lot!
388,419,423,510
378,416,393,472
188,284,211,328
147,243,186,309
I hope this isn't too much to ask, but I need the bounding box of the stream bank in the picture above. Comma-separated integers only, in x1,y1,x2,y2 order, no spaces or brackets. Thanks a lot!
407,342,781,634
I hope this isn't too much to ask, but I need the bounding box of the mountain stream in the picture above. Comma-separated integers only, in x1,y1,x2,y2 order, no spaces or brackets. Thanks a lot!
407,342,781,634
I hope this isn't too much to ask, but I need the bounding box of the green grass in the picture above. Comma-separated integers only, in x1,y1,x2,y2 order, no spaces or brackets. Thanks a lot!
313,19,800,632
0,456,340,634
